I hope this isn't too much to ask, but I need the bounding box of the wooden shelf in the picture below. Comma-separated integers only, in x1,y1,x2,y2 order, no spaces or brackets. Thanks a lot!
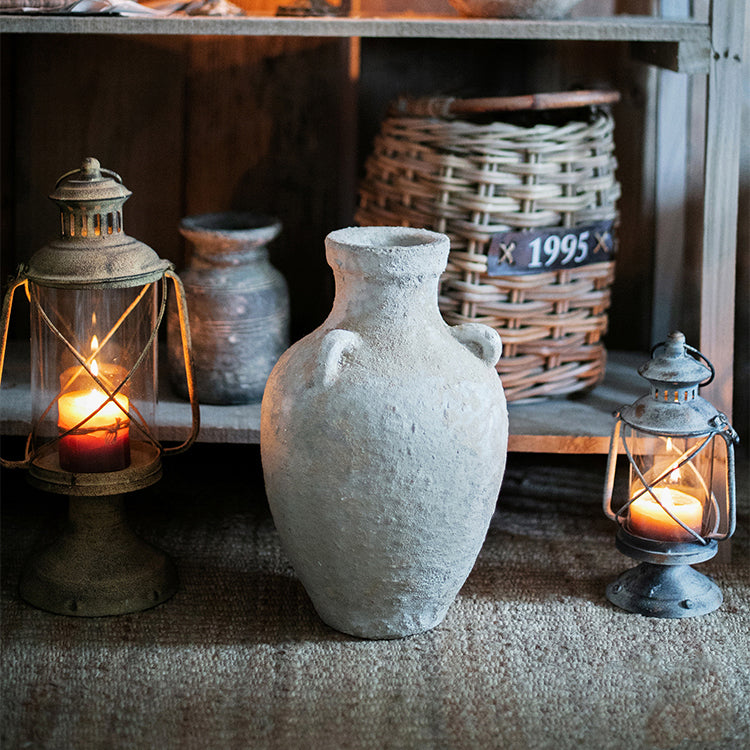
0,13,708,43
0,15,713,72
0,342,644,454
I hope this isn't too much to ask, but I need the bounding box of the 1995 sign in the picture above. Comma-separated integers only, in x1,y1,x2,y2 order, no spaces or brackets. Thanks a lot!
486,220,615,276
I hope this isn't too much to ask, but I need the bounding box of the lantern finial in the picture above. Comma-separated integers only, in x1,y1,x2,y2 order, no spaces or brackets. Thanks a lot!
80,156,101,177
637,330,713,402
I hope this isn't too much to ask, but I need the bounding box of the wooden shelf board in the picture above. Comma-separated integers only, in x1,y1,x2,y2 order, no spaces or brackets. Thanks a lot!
506,350,644,454
1,343,644,454
0,14,708,42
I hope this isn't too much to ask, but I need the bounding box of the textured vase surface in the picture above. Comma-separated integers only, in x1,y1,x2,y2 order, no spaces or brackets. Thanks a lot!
167,211,289,405
260,226,508,639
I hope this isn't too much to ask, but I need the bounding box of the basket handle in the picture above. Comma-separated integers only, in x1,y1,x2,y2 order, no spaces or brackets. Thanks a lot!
391,90,621,118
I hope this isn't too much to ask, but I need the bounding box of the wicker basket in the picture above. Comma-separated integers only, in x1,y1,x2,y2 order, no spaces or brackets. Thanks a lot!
356,90,621,402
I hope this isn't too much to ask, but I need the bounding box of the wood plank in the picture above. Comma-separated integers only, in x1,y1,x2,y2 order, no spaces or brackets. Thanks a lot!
698,0,745,419
650,0,689,342
6,35,189,278
630,38,710,74
0,342,646,452
0,15,710,42
180,35,354,340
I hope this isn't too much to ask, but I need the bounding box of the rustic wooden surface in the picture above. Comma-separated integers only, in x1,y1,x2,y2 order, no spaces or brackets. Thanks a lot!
698,0,745,420
1,33,353,340
0,16,712,42
0,341,645,452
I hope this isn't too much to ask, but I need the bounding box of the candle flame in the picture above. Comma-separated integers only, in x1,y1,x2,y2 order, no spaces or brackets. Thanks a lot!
660,486,674,507
90,336,100,379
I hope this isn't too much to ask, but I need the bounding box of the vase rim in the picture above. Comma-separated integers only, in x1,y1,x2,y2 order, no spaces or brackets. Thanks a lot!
325,226,449,277
179,211,282,243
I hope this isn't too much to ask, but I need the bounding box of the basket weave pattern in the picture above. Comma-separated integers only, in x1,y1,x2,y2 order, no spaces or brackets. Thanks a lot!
356,108,620,401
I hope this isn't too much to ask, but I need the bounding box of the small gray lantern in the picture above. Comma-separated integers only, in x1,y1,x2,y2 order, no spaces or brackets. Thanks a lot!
602,332,738,618
0,158,200,616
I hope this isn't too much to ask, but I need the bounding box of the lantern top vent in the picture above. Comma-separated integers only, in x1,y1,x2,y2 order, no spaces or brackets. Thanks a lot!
50,157,132,204
638,331,713,404
620,332,722,436
25,157,171,289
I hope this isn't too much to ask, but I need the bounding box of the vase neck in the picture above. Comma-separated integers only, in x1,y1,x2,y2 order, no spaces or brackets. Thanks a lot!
323,227,449,336
189,246,268,269
329,269,444,331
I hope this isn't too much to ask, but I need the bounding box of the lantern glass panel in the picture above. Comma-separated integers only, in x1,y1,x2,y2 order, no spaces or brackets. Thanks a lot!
619,423,730,541
29,283,158,472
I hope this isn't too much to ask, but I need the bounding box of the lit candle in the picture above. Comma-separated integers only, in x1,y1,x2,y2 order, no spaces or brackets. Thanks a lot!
627,487,702,542
57,362,130,473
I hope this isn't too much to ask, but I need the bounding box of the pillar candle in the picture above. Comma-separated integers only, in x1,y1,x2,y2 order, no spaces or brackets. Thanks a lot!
627,487,702,542
58,387,130,473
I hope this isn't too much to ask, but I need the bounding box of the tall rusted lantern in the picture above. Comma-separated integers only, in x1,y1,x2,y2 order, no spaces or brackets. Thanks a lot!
0,158,199,616
603,332,738,618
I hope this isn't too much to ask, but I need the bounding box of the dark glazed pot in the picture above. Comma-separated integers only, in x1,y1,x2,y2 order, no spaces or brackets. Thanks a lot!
167,211,289,405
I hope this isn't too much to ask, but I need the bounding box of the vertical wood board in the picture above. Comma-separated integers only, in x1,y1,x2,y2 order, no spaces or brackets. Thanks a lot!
651,0,689,343
6,35,188,269
699,0,745,418
182,36,355,339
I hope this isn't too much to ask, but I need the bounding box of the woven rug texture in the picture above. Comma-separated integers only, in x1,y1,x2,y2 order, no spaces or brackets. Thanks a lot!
2,446,748,750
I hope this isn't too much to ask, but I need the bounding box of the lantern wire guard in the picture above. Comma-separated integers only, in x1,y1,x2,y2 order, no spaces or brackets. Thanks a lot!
0,158,199,617
602,332,738,618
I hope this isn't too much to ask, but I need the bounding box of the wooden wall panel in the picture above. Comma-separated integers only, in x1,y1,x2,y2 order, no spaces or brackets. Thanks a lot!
4,35,188,273
1,34,355,341
182,36,355,337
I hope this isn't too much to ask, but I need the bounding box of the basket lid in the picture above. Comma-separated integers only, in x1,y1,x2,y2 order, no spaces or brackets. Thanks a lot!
390,90,620,118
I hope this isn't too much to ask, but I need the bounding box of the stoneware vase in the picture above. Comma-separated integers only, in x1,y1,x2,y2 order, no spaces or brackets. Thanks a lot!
167,211,289,405
260,226,508,639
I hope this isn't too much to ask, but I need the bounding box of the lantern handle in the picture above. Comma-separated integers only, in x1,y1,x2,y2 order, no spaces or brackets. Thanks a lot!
54,164,124,189
0,272,33,470
602,415,621,522
649,340,715,387
162,269,200,455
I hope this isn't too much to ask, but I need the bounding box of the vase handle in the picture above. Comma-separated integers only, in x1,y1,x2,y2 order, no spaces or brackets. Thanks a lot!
450,324,503,368
317,329,362,388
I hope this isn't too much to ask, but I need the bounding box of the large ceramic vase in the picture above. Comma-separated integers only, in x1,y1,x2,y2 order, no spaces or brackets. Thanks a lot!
261,226,508,639
167,211,289,405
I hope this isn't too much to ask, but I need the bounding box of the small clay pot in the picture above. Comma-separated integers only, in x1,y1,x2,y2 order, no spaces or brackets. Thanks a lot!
167,211,289,405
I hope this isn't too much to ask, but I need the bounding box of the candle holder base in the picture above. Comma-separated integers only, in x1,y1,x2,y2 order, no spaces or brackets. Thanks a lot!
606,561,722,618
19,494,177,617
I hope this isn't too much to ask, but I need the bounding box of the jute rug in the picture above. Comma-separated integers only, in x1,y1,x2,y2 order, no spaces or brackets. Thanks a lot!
2,445,748,750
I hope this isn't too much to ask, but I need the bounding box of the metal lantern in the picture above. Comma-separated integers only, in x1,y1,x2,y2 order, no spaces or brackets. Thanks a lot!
602,331,738,618
0,157,199,616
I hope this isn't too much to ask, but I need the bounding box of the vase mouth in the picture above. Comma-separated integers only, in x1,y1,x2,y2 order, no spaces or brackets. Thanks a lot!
325,226,449,277
179,211,282,245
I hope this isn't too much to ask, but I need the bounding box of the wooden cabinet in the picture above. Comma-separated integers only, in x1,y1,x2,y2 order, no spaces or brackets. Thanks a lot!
0,2,744,453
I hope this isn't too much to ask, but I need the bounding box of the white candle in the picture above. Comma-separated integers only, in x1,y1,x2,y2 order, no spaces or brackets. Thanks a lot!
627,487,702,542
57,362,130,473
